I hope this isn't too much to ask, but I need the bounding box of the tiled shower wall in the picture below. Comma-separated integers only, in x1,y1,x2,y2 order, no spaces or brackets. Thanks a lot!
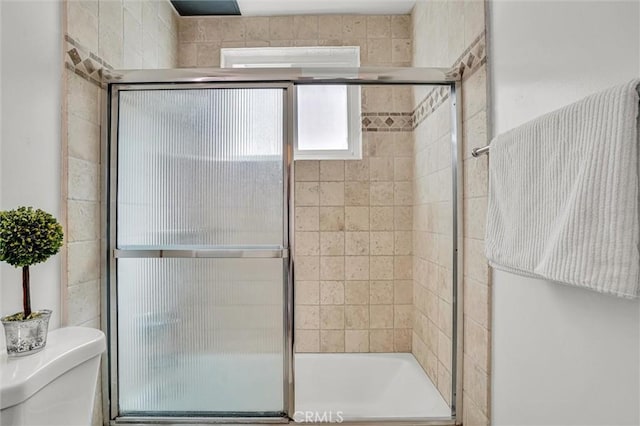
177,15,416,353
411,0,491,425
58,3,490,422
411,91,455,406
63,1,179,424
292,129,414,353
63,0,179,329
177,15,411,67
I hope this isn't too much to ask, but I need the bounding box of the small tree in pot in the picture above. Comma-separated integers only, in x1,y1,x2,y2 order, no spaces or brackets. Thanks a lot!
0,206,64,356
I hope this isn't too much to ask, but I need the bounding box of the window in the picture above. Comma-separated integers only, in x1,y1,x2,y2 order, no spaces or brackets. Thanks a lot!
221,47,362,160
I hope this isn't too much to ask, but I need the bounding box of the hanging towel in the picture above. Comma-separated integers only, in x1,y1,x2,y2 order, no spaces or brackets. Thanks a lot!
486,79,640,298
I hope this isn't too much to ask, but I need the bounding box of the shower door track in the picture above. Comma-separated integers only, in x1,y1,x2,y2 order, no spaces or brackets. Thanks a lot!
103,68,463,426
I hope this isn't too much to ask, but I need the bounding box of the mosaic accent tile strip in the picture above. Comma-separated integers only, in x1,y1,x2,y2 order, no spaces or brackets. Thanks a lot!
362,112,413,132
64,35,111,88
63,30,485,130
411,86,451,130
445,32,486,81
363,33,487,132
412,33,486,129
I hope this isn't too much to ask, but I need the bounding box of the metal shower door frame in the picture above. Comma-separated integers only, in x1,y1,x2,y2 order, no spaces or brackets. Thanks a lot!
104,82,295,424
102,68,463,426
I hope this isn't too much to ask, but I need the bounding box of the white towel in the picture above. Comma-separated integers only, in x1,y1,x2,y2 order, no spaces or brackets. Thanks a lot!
486,79,640,298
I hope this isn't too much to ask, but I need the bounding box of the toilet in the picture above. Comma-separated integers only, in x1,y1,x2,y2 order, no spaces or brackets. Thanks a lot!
0,326,106,426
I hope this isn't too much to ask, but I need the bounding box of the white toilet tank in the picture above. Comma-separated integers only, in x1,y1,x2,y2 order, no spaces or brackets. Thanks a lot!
0,326,106,426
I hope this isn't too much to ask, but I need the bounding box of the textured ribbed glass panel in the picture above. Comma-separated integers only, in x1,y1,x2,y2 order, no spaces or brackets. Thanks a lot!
117,258,285,414
116,88,287,415
117,89,284,248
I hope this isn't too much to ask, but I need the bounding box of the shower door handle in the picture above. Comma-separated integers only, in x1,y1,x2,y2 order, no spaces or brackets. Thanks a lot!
113,247,289,259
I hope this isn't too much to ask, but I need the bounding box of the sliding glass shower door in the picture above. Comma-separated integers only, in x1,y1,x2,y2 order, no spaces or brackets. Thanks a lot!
111,86,291,418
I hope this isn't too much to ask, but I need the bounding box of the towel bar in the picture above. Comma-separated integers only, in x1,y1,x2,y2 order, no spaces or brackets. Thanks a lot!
471,145,490,157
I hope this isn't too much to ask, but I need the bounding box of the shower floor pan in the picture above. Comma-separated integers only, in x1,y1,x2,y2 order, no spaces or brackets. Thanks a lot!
294,353,451,421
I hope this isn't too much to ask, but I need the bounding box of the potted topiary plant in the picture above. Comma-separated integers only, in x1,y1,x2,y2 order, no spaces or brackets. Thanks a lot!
0,206,64,356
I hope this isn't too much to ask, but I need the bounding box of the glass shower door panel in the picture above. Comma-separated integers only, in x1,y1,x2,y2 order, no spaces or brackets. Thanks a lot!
117,258,284,414
117,88,284,248
115,87,287,416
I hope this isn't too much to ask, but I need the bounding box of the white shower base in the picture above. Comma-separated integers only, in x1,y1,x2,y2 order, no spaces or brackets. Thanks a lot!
294,353,451,421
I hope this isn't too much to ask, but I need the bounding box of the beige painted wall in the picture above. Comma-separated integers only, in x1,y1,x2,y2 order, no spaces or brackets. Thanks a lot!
0,0,63,329
63,1,179,424
411,0,490,423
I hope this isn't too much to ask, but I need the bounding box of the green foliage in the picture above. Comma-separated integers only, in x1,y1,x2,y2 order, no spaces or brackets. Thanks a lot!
0,207,64,268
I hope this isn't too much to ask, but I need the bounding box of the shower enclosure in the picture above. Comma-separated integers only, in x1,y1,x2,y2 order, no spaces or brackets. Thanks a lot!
104,68,462,424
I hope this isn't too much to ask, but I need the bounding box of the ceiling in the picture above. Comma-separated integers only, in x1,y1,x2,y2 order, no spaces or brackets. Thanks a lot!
171,0,416,16
171,1,240,16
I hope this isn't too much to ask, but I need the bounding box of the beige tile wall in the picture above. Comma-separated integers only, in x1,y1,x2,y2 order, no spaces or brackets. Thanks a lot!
67,0,178,70
177,14,412,67
64,0,179,327
412,0,491,424
178,14,417,353
293,132,414,353
461,65,491,426
63,1,179,424
411,100,455,405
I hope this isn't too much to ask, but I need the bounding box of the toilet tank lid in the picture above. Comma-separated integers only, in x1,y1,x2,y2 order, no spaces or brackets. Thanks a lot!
0,326,106,409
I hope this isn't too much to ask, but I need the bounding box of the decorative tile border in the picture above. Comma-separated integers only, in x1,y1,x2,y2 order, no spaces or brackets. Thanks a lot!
362,112,413,132
64,35,111,88
411,86,451,130
363,33,486,132
64,30,485,129
412,32,487,129
444,32,486,82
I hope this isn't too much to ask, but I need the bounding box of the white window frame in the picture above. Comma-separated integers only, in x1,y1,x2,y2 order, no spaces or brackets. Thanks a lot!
221,46,362,160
